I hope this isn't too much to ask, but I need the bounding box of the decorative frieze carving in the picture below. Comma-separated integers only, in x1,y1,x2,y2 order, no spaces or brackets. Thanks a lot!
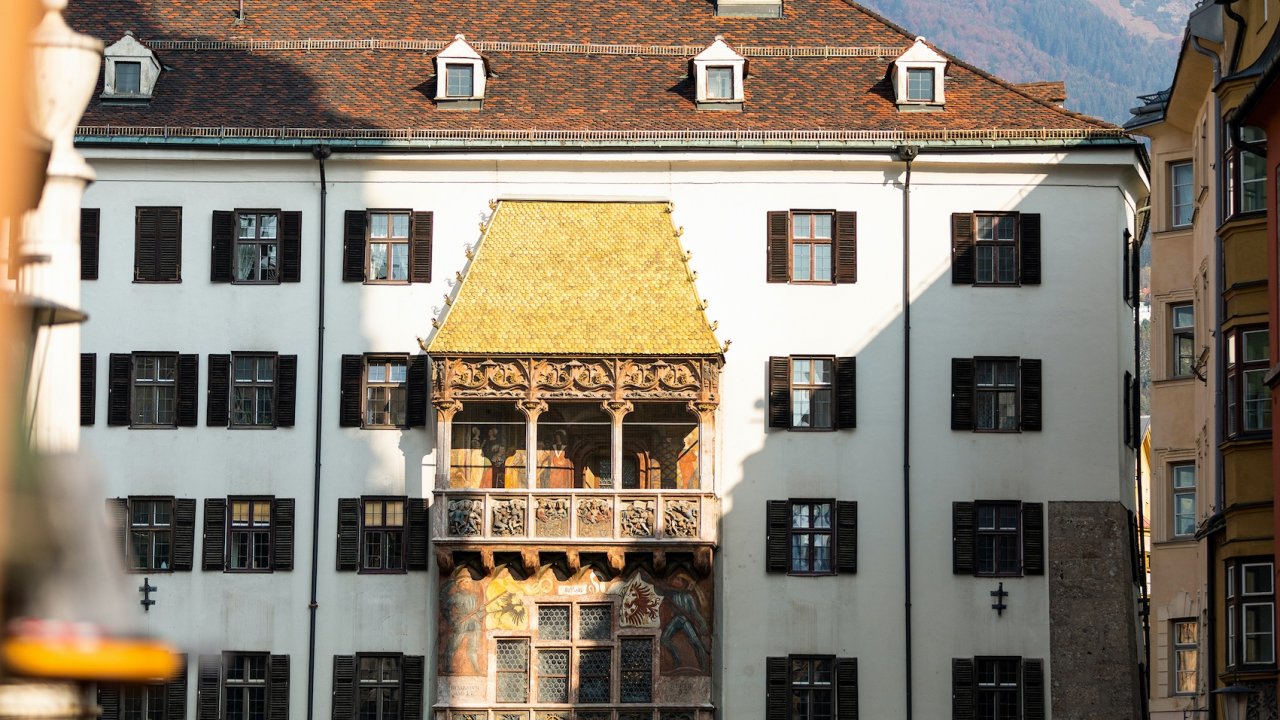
664,499,700,538
535,497,570,537
577,498,613,538
434,356,721,403
491,498,527,537
620,499,657,537
447,498,484,536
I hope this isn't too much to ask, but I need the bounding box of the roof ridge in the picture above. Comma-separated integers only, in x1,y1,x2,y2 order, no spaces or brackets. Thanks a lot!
836,0,1120,131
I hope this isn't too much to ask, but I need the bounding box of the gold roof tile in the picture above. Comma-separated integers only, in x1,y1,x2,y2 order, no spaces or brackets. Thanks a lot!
428,200,721,356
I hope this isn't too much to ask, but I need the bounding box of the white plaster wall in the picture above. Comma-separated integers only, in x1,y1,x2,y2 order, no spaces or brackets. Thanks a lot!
79,146,1145,719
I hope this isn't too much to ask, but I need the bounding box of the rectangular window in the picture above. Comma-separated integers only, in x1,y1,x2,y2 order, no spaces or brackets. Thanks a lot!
975,502,1021,576
1240,127,1267,213
1170,304,1195,377
975,657,1020,720
1225,560,1275,667
361,498,405,572
1171,162,1194,227
227,498,272,572
974,358,1019,432
537,649,569,703
366,211,410,283
619,638,653,703
905,67,935,102
234,211,278,283
577,649,611,703
495,640,529,704
445,63,474,97
1171,620,1198,695
789,656,834,720
1171,464,1196,538
790,212,833,283
121,684,166,720
790,357,834,429
132,354,178,427
707,66,734,100
224,653,268,720
134,207,181,282
115,61,142,94
789,501,833,575
365,357,408,427
518,602,655,708
232,354,276,427
975,214,1018,285
356,655,401,720
1225,327,1271,436
129,498,173,572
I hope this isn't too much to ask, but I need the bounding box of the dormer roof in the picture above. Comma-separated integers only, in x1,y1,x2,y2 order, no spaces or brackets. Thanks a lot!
894,36,947,65
435,33,483,62
692,35,746,65
101,31,162,101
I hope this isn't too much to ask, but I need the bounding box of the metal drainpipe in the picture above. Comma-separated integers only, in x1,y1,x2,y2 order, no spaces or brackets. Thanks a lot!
1131,224,1152,720
896,144,919,720
306,143,332,720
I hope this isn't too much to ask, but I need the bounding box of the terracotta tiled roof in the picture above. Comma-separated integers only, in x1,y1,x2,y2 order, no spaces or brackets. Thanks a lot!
66,0,1122,139
427,201,721,356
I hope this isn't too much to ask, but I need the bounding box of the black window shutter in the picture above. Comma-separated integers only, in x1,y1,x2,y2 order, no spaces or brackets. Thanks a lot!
1022,658,1045,720
835,657,858,720
1129,235,1141,306
273,498,295,571
106,498,128,563
1123,371,1133,447
834,211,857,284
952,658,975,720
765,500,790,573
1122,230,1132,305
210,211,234,283
402,655,425,720
1020,358,1043,432
280,211,302,283
952,502,975,574
176,354,199,427
835,356,857,429
1131,378,1141,448
1020,213,1042,285
268,655,289,720
196,655,220,720
136,208,158,281
166,654,188,720
107,353,132,426
81,208,100,280
411,211,432,284
1127,509,1141,584
339,355,363,427
767,357,790,429
81,353,96,426
765,657,788,720
331,656,356,720
206,354,231,427
276,355,298,427
405,355,429,427
951,213,975,284
173,498,196,572
98,685,120,720
766,211,789,283
158,207,181,281
1022,502,1044,576
407,498,429,571
835,501,858,574
336,498,360,571
951,358,975,430
202,498,227,571
342,211,366,282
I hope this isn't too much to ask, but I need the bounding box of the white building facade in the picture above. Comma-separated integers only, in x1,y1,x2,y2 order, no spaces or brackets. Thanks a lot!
63,2,1149,720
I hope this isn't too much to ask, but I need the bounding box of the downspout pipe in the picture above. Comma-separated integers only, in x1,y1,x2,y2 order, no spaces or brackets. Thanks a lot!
1217,0,1246,76
1129,224,1152,720
896,143,919,720
306,143,332,720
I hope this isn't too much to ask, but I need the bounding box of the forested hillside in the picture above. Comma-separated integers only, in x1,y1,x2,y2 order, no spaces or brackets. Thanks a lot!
856,0,1197,124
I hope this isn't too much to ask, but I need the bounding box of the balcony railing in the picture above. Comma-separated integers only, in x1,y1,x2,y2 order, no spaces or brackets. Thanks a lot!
433,489,718,544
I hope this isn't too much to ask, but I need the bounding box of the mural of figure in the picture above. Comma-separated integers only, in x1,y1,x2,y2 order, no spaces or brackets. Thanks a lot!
439,573,485,675
660,573,710,673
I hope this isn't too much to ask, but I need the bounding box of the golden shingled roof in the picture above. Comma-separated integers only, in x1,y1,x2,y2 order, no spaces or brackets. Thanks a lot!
428,200,721,356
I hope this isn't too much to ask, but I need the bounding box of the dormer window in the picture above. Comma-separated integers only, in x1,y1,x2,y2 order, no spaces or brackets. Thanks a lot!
434,34,487,110
101,32,161,103
692,36,747,111
892,37,947,110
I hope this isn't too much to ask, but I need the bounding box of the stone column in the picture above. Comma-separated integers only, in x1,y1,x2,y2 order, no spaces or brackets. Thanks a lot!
517,399,547,489
602,400,633,489
687,401,718,493
433,399,463,489
20,0,102,454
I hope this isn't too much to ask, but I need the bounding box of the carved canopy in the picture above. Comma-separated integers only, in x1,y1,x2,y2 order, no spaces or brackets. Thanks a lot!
432,356,721,405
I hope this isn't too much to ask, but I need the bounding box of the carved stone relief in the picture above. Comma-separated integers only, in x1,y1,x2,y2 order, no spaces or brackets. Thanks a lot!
577,498,613,538
435,356,721,403
491,498,527,537
663,500,699,538
447,498,484,536
534,497,570,537
620,499,656,538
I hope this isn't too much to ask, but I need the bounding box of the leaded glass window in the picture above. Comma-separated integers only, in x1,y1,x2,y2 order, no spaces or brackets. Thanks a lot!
537,650,569,703
620,638,653,703
577,650,611,703
578,605,612,641
538,605,570,640
495,640,529,703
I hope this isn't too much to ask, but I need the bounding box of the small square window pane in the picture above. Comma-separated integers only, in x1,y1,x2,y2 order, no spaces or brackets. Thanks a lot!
253,501,271,523
792,504,809,529
810,388,832,428
259,214,277,239
1243,563,1274,594
389,362,408,383
793,214,811,239
997,218,1015,241
977,505,996,530
813,359,832,384
1244,330,1269,362
238,214,257,239
232,501,250,524
115,61,141,94
391,244,409,281
255,357,274,382
370,214,389,239
369,243,389,280
1172,465,1195,488
812,214,832,239
234,356,255,382
791,389,811,427
812,503,831,529
790,659,811,683
1172,305,1194,328
364,501,382,527
391,214,410,239
156,356,178,381
707,67,734,99
814,245,832,282
791,359,811,385
367,364,386,383
792,244,811,281
812,534,831,572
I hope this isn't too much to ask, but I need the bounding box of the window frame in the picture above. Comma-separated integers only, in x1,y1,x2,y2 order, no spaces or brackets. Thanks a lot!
973,356,1021,433
114,60,142,94
787,655,835,720
445,63,475,98
127,496,175,573
1225,559,1276,669
226,496,275,574
1223,125,1268,218
230,353,278,428
905,67,935,102
231,209,281,285
1170,618,1198,696
1170,464,1196,539
974,656,1021,720
1224,326,1271,438
787,499,835,576
355,653,403,720
359,496,407,574
972,212,1021,287
974,501,1022,577
222,652,269,720
131,352,179,428
364,209,413,285
1170,161,1194,228
787,355,836,431
120,683,167,720
705,65,736,101
1170,303,1195,378
362,355,409,429
788,210,836,284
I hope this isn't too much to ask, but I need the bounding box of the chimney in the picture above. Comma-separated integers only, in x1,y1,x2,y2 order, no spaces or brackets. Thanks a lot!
716,0,783,19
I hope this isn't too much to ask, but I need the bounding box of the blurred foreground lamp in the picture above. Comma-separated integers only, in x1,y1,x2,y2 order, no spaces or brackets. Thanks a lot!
1211,683,1257,720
